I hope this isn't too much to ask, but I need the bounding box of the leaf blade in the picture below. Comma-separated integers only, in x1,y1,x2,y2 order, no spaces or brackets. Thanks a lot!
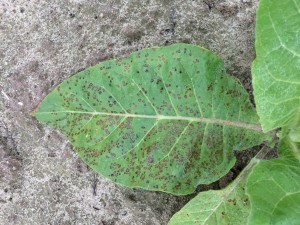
246,158,300,225
32,44,269,194
252,0,300,132
168,159,257,225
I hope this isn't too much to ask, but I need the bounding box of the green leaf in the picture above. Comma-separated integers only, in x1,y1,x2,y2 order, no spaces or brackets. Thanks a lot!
246,157,300,225
289,127,300,143
168,160,257,225
279,126,300,160
32,44,269,194
252,0,300,132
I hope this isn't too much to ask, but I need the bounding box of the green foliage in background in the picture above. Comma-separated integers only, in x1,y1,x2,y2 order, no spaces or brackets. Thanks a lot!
247,157,300,225
252,0,300,133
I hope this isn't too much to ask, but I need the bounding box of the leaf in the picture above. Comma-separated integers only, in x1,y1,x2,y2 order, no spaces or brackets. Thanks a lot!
252,0,300,132
168,159,257,225
32,44,269,194
278,126,300,160
246,138,300,225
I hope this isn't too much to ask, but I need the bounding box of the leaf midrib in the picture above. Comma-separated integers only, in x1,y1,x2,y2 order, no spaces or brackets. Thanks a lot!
34,110,262,132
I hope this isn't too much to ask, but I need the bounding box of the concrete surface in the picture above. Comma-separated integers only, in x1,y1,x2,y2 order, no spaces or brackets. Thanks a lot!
0,0,258,224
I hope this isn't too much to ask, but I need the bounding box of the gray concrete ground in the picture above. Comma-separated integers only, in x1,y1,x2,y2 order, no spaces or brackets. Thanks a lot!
0,0,258,224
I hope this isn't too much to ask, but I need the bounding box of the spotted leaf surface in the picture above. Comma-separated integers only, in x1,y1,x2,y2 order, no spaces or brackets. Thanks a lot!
252,0,300,132
168,160,256,225
32,44,269,194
